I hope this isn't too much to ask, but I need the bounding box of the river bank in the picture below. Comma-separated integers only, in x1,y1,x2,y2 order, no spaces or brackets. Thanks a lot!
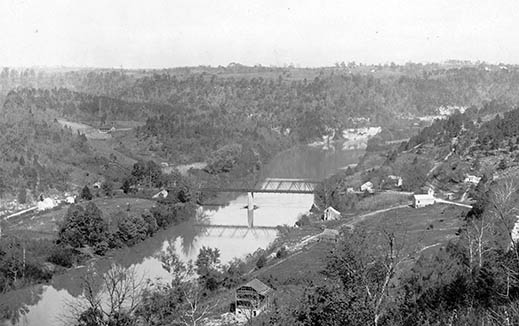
0,143,365,326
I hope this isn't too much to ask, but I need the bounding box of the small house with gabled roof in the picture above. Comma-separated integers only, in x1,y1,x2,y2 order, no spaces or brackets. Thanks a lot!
235,278,273,319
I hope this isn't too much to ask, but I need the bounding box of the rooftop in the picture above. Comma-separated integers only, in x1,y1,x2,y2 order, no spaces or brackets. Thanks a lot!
240,278,273,296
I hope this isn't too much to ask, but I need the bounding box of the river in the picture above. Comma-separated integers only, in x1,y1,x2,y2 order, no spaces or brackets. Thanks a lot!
0,144,364,326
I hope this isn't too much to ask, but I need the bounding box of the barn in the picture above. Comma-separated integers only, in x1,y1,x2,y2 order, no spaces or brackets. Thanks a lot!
413,194,435,208
235,278,273,319
318,228,340,243
323,206,341,221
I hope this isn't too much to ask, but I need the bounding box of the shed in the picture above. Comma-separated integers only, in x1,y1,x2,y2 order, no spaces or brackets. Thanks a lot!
511,217,519,249
413,194,435,208
37,198,57,211
388,175,403,187
361,181,374,193
318,228,340,243
235,278,273,319
464,175,481,185
323,206,341,221
64,196,76,204
152,189,169,199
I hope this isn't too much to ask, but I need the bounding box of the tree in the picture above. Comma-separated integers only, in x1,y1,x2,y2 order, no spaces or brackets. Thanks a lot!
101,181,113,197
81,185,92,201
17,188,27,204
121,178,133,194
66,264,146,326
195,247,222,292
322,228,411,326
256,255,267,270
499,158,508,170
137,243,219,326
58,203,109,254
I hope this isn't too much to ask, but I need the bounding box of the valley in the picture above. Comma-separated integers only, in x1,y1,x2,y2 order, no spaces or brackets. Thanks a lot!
1,63,519,325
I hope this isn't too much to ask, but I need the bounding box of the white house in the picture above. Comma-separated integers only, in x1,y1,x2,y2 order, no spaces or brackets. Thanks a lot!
64,196,76,204
388,175,403,187
511,217,519,248
323,206,341,221
152,189,169,199
93,181,102,189
413,194,435,208
464,175,481,185
37,198,57,211
361,181,374,193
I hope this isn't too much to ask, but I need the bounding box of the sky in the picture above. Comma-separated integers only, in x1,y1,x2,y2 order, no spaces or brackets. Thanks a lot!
1,0,518,68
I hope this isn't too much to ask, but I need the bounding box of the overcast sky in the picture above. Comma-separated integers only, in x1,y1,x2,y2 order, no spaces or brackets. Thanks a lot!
1,0,518,68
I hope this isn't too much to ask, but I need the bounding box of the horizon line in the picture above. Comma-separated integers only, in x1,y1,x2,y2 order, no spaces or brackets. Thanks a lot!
3,59,517,71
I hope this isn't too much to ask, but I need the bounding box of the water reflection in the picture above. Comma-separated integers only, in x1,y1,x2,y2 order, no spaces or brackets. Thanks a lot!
1,145,364,326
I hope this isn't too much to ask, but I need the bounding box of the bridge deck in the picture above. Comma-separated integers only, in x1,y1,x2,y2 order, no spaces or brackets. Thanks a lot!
193,224,279,230
198,188,314,194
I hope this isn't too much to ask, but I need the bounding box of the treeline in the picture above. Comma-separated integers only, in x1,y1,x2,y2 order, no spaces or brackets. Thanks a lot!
255,180,519,325
0,168,196,293
0,117,89,197
52,178,519,326
3,88,169,123
402,103,519,153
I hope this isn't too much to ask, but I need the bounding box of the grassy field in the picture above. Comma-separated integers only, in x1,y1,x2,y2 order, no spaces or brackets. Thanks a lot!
252,203,468,285
3,197,156,240
356,204,467,257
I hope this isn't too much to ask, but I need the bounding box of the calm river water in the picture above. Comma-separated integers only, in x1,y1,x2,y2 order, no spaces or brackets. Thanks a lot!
0,144,364,326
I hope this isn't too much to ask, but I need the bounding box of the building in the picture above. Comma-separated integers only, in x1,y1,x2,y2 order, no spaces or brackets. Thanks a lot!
64,196,76,204
464,175,481,185
413,194,435,208
235,279,273,319
388,175,403,187
37,198,57,211
361,181,374,193
323,206,341,221
318,228,340,243
152,189,169,199
511,217,519,249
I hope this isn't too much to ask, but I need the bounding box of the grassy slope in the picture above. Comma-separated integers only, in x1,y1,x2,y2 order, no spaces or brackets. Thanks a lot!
3,197,156,240
253,203,468,286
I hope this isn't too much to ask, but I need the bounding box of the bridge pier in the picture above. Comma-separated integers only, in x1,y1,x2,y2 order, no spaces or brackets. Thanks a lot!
247,192,254,228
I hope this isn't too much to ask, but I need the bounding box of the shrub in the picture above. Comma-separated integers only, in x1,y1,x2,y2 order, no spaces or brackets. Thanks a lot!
276,246,288,259
47,246,77,267
142,213,158,236
115,215,148,246
80,185,93,200
204,143,242,174
256,255,267,269
295,214,311,227
58,203,109,249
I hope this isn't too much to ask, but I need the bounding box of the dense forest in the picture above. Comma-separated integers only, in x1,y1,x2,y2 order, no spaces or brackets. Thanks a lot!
5,63,519,324
3,63,519,201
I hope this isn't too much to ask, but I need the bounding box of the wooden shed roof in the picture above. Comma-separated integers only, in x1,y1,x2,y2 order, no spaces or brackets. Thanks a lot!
240,278,273,296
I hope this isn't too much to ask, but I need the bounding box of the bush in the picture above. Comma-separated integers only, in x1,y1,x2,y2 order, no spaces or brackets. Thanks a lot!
204,143,242,174
81,185,93,200
115,215,148,246
295,214,311,227
47,246,77,267
276,247,288,259
93,240,109,255
256,255,267,269
58,203,109,249
142,213,158,236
